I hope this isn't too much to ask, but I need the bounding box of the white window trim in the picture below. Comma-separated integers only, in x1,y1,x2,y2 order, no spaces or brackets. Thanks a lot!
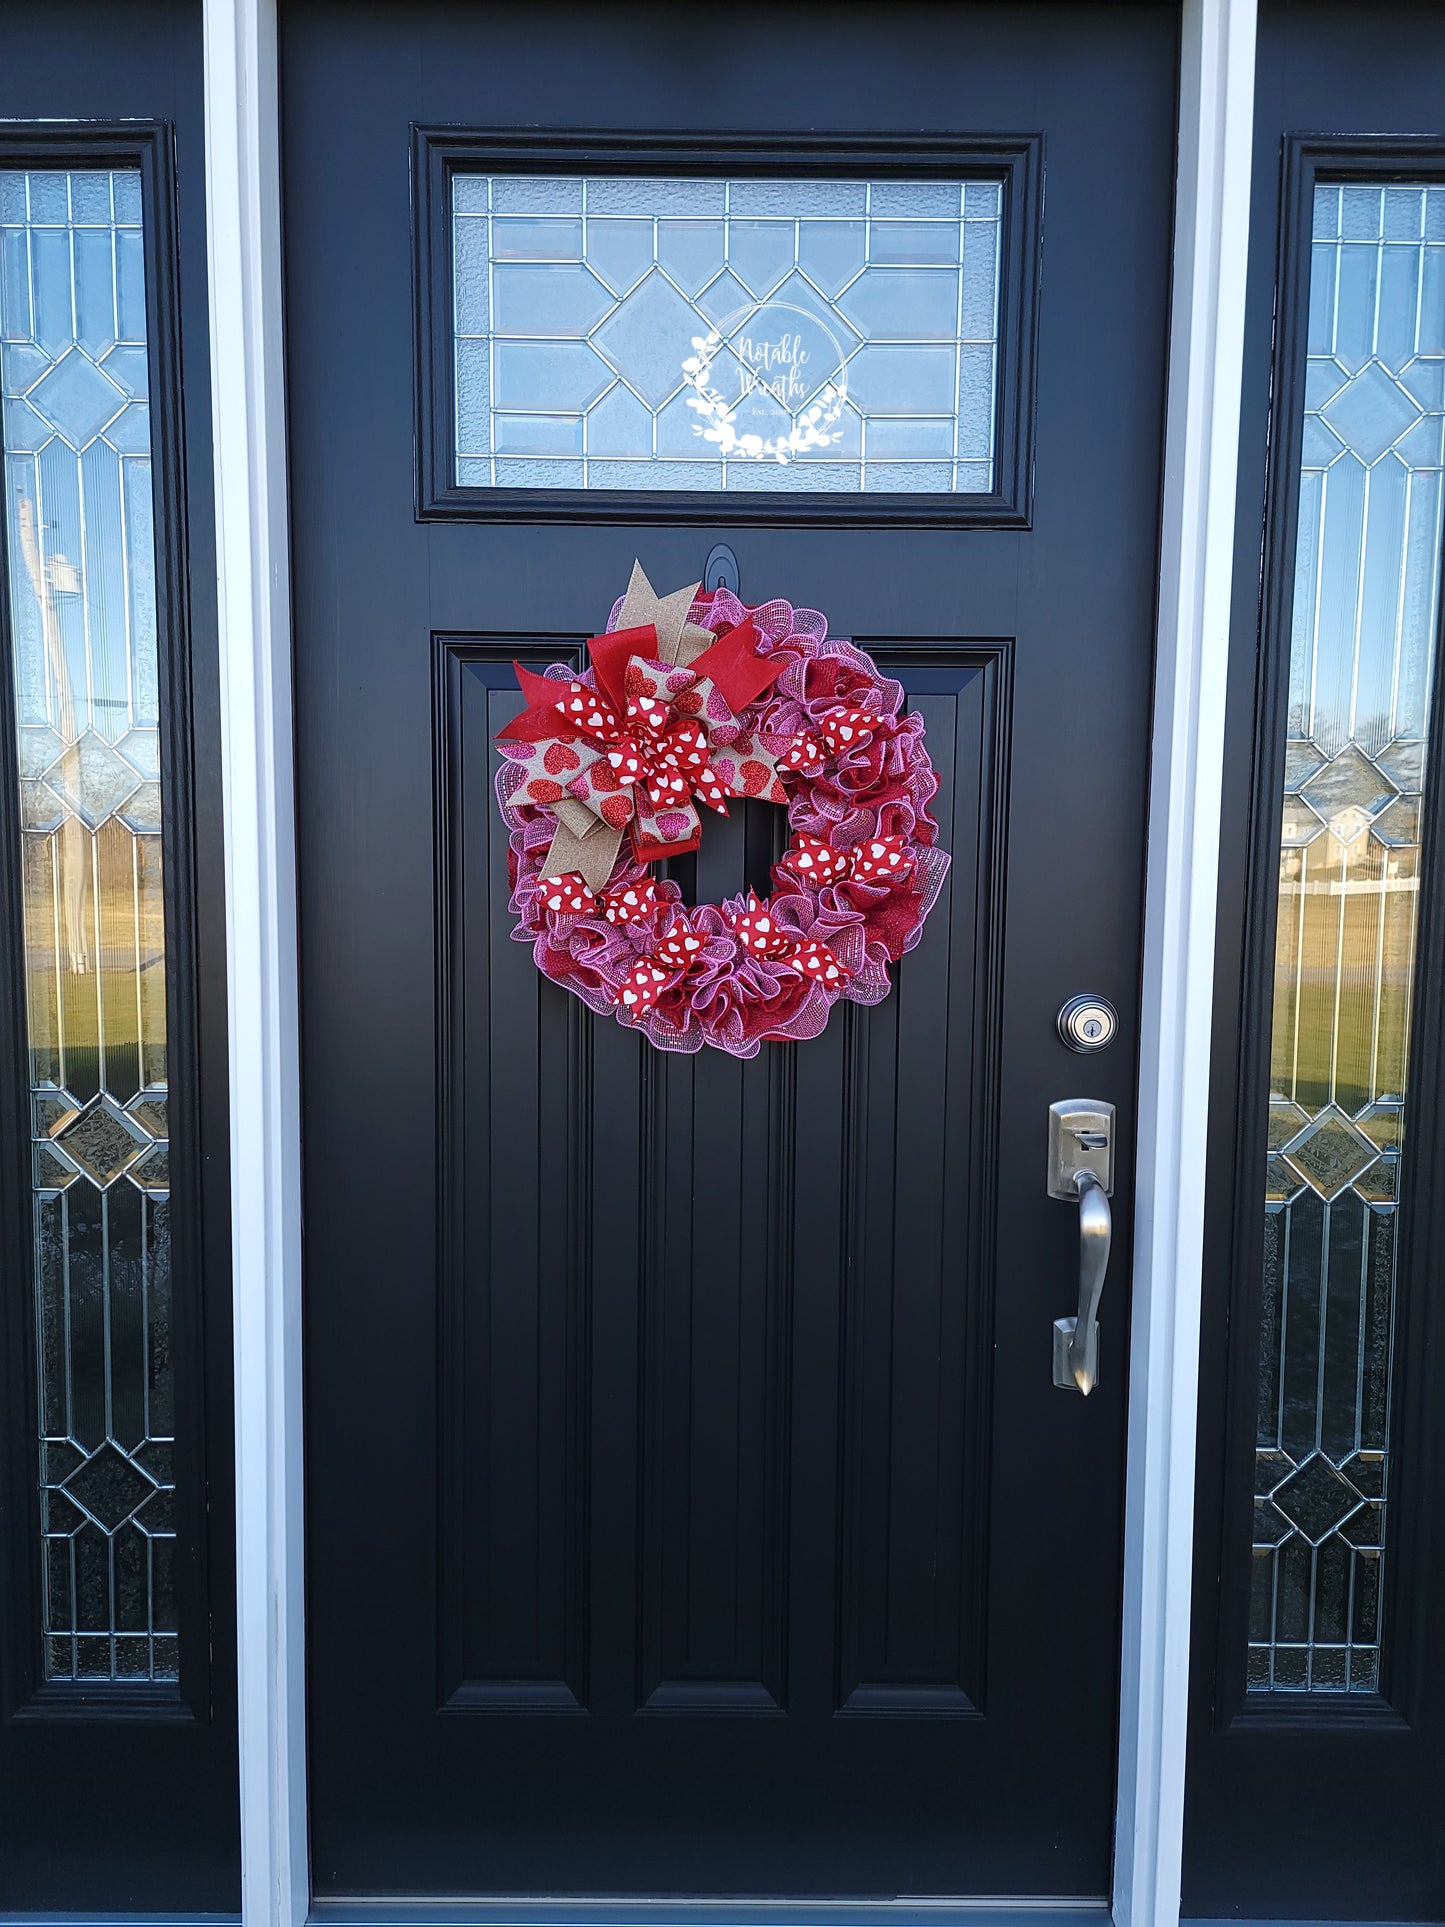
203,0,309,1921
1113,2,1256,1923
201,2,1256,1922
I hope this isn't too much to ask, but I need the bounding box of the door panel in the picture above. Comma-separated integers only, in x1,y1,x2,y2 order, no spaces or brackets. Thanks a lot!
286,0,1177,1898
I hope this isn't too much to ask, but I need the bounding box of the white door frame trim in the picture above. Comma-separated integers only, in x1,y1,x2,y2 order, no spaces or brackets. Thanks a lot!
203,0,310,1921
1113,2,1256,1923
202,3,1256,1923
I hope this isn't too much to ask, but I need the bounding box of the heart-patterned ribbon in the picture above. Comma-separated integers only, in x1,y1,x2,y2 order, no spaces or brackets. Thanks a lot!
778,704,892,776
531,876,672,926
610,896,849,1021
774,831,915,891
498,562,788,890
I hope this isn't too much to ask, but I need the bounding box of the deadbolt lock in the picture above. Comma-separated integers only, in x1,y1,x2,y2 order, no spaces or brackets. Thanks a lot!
1057,993,1118,1053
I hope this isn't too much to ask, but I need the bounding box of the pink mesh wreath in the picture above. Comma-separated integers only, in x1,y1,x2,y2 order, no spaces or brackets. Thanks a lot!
495,586,950,1058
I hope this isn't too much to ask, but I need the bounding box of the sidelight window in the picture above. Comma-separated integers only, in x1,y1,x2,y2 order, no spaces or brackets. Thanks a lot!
1248,180,1445,1694
0,165,178,1684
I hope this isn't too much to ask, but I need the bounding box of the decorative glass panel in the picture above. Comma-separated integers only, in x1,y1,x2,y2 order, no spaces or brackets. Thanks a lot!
452,175,1003,492
0,168,177,1684
1249,182,1445,1694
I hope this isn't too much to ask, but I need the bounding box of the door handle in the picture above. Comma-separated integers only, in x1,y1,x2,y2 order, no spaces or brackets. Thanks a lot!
1047,1100,1116,1395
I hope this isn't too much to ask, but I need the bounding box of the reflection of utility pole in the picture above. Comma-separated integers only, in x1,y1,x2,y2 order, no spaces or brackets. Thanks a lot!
17,488,90,975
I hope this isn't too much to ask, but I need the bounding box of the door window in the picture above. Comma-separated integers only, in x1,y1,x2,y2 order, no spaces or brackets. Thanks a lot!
450,173,1003,494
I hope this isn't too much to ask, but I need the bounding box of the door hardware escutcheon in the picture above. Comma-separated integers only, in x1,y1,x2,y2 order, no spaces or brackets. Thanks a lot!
1047,1100,1115,1395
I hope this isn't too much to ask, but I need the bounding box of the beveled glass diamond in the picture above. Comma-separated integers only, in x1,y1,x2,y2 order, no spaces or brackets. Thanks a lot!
61,1442,156,1530
20,780,63,832
1354,1156,1398,1205
695,268,753,328
1272,1453,1361,1544
1377,738,1426,793
1339,1501,1383,1550
1256,1447,1294,1499
1268,1096,1310,1151
1320,359,1424,463
1299,744,1397,844
127,1143,170,1194
56,1097,150,1186
1371,795,1420,847
1341,1449,1386,1499
1266,1155,1305,1204
42,731,142,829
592,271,700,406
1254,1499,1293,1548
1357,1099,1404,1151
1280,797,1326,847
1282,1105,1379,1199
125,1092,168,1139
29,348,127,449
18,724,64,779
1283,740,1328,792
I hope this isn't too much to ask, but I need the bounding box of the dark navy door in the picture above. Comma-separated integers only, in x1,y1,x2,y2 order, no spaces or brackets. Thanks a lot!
284,0,1178,1899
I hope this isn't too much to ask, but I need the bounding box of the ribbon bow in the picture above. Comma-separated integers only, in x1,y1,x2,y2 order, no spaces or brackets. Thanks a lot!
498,563,788,892
613,914,712,1017
779,704,891,776
775,832,914,892
530,876,676,927
611,898,849,1022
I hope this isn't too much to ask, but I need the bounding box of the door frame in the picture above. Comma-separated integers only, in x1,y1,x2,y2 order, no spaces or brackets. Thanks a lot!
199,0,1257,1920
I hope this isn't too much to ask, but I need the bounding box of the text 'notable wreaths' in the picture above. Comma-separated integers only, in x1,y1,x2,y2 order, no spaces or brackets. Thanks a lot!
493,563,950,1058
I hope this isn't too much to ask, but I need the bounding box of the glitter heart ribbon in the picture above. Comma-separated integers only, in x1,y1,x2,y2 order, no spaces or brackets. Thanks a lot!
496,562,787,890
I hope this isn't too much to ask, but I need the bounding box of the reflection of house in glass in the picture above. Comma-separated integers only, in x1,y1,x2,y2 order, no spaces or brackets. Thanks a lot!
0,166,177,1685
1251,181,1445,1696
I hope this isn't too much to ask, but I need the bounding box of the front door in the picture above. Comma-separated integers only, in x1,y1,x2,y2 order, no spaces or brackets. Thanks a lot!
285,1,1177,1900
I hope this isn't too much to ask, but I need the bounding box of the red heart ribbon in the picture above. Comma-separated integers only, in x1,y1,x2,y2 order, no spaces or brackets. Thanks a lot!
778,704,891,776
611,897,849,1021
534,876,672,925
728,894,848,982
775,832,914,892
536,871,599,916
611,911,707,1017
498,619,787,862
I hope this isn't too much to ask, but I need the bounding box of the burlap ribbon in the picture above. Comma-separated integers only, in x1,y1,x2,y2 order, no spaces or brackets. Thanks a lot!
538,563,713,891
504,558,793,886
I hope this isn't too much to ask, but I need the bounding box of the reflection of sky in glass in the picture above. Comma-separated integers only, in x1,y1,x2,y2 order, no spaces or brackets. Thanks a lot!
1250,183,1445,1695
451,175,1003,492
0,168,177,1685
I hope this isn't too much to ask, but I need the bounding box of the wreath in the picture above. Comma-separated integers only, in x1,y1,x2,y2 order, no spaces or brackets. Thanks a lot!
494,563,949,1058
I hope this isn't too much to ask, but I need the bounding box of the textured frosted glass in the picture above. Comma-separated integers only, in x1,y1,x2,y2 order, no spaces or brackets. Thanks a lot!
452,175,1002,492
1,169,177,1685
1249,183,1445,1695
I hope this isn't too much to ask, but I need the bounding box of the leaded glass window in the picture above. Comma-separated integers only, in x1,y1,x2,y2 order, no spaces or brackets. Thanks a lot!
1249,181,1445,1694
0,166,177,1683
451,175,1003,493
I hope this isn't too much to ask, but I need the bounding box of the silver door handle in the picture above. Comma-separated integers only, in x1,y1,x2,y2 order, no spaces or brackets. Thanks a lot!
1054,1171,1111,1394
1047,1099,1116,1396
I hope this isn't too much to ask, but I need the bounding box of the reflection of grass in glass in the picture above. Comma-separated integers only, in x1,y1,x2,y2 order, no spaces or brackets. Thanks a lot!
1270,849,1418,1122
21,826,166,1101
